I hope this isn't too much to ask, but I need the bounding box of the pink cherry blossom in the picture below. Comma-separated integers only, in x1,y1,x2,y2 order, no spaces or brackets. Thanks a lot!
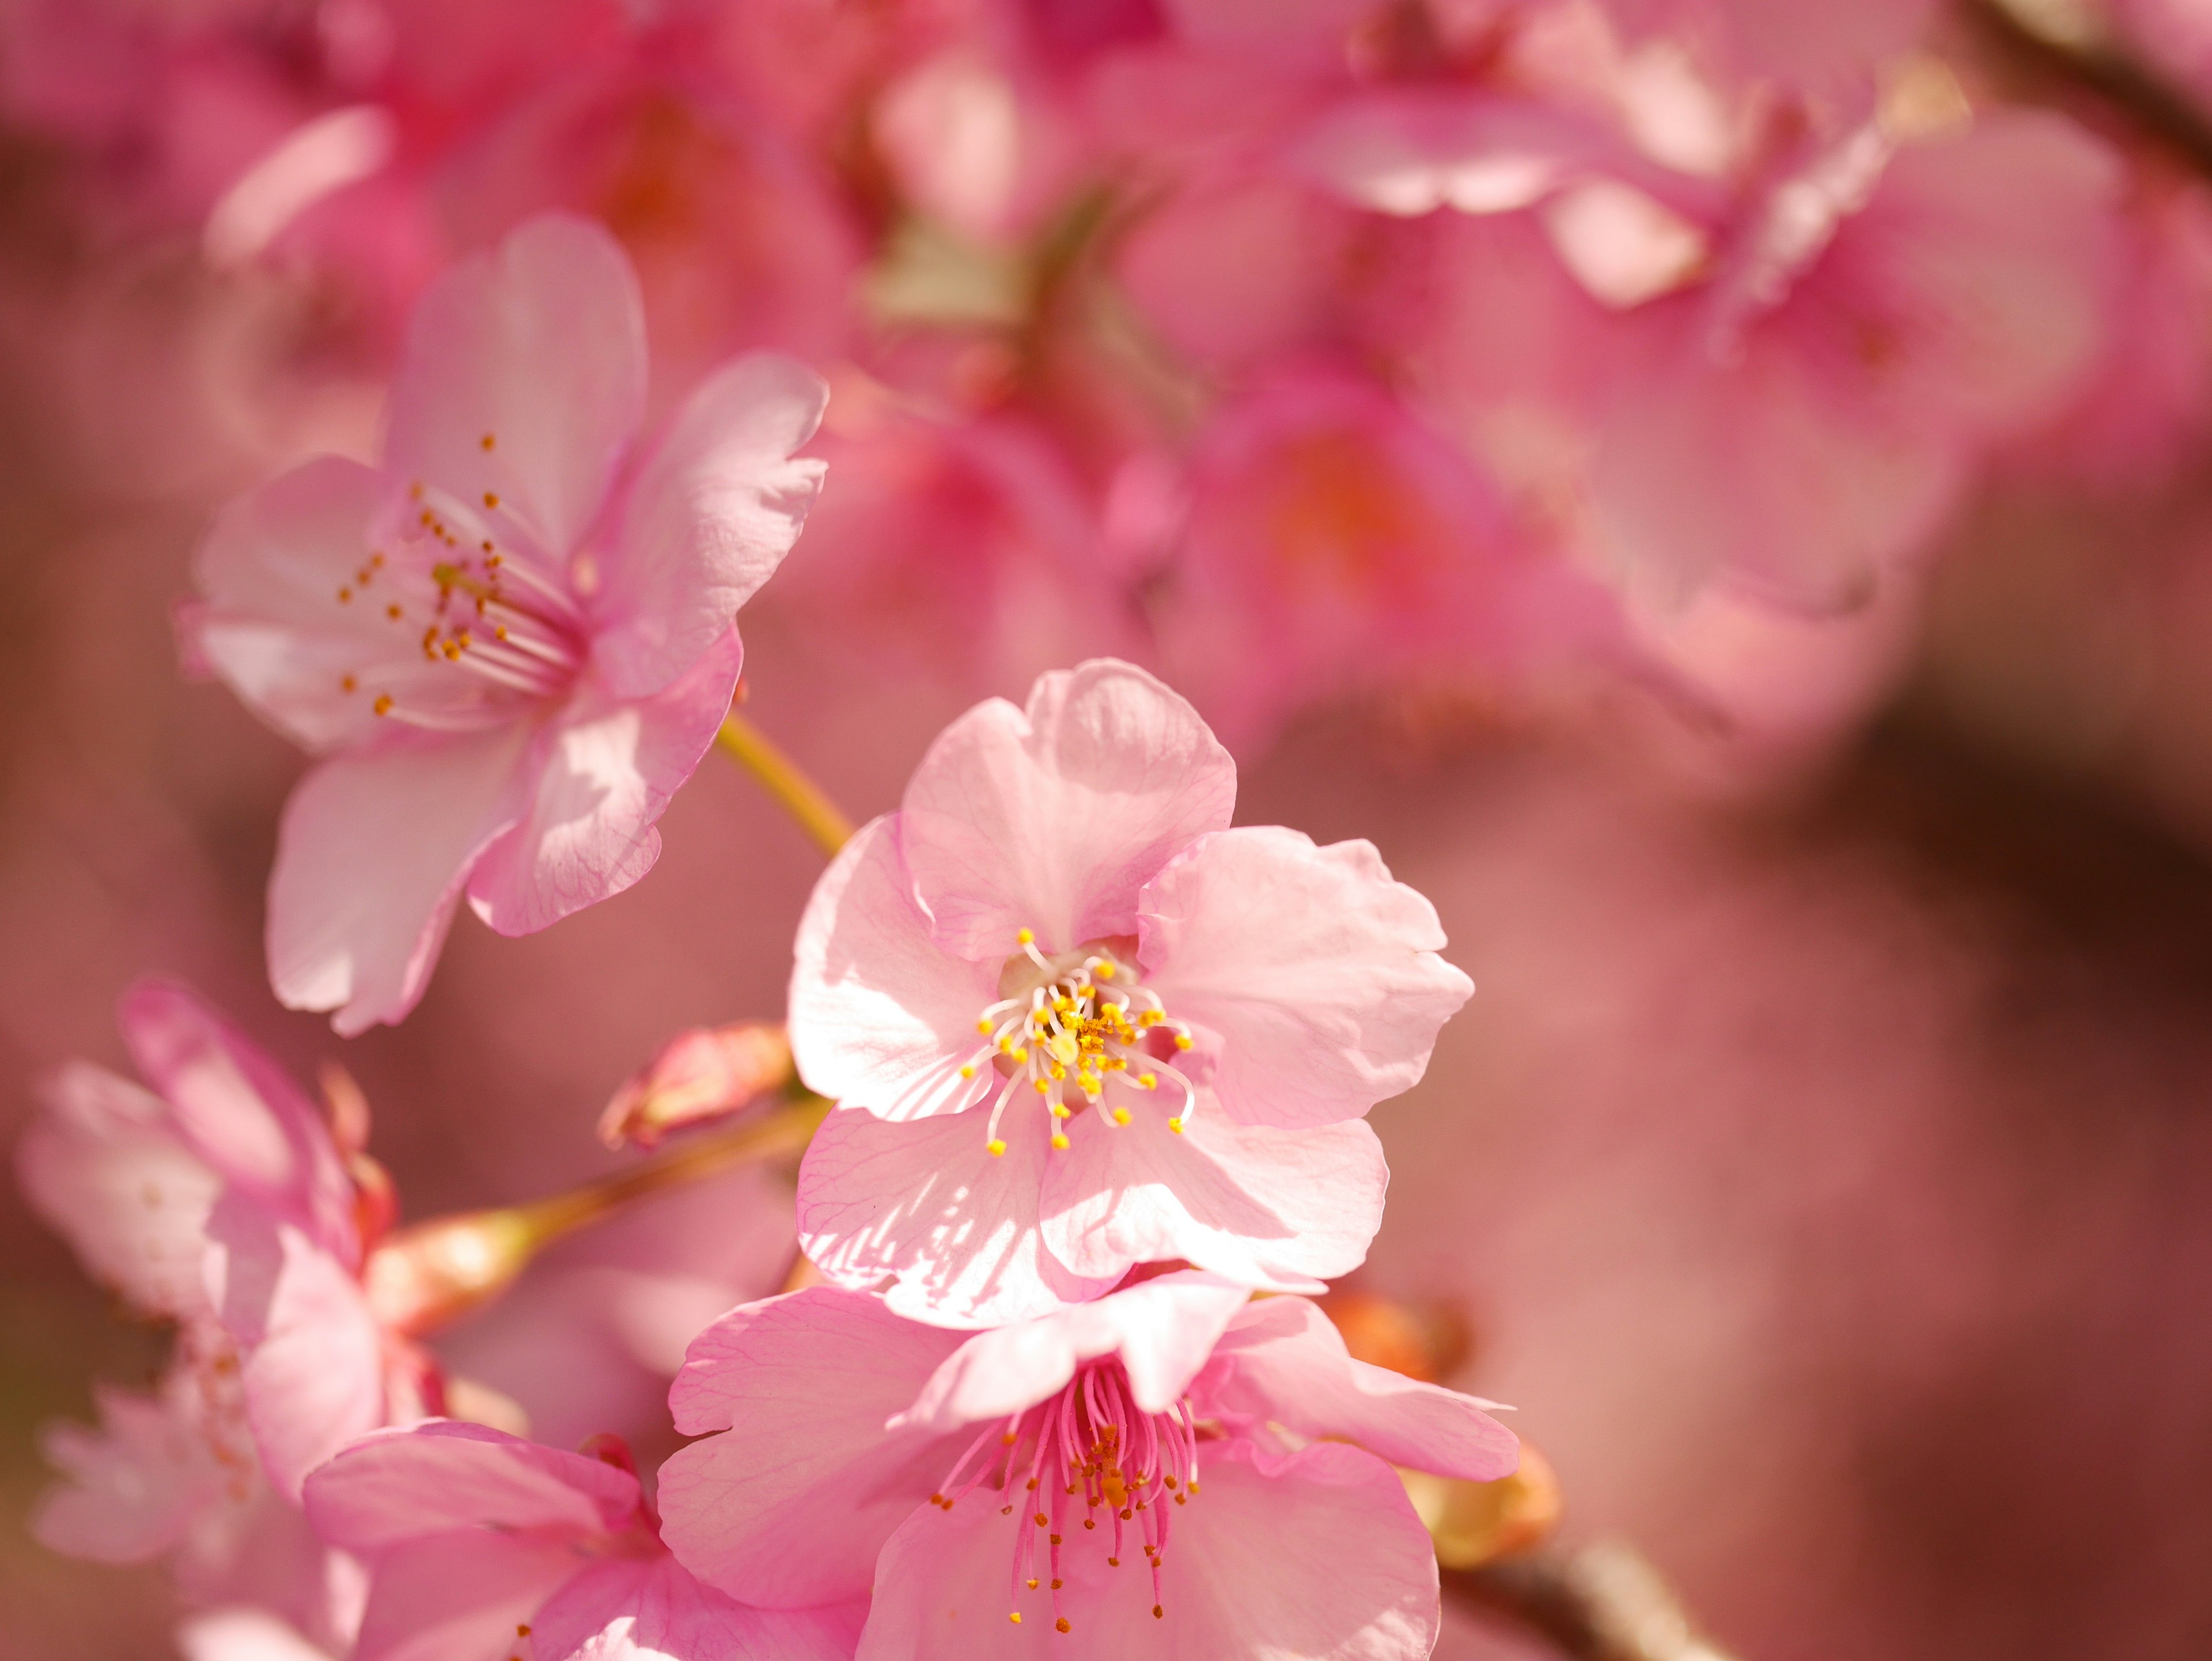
184,213,828,1032
658,1274,1517,1657
16,980,404,1651
302,1420,864,1661
785,659,1471,1325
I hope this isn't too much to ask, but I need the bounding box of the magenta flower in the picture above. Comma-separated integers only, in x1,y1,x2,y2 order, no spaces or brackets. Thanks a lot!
658,1274,1517,1658
184,212,828,1034
302,1421,863,1661
786,659,1472,1325
16,981,410,1649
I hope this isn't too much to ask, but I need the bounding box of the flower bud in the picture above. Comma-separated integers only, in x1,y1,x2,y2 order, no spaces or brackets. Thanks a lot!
362,1206,547,1338
1404,1442,1563,1568
1319,1289,1471,1383
599,1023,794,1151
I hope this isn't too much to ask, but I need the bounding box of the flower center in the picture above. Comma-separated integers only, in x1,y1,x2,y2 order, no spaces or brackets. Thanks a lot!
963,933,1198,1156
927,1359,1201,1633
329,456,590,729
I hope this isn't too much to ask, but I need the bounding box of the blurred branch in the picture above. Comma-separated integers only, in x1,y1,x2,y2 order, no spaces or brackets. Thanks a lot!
717,701,855,858
1444,1544,1740,1661
1960,0,2212,177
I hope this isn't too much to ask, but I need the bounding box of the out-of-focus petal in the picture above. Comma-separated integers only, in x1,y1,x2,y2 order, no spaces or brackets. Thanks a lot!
303,1420,642,1552
31,1379,226,1565
176,1609,336,1661
528,1557,866,1661
346,1530,578,1661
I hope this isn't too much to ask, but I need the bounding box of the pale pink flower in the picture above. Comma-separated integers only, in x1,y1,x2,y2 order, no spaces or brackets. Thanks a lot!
302,1420,864,1661
16,980,400,1649
786,659,1472,1325
658,1274,1517,1657
184,213,828,1033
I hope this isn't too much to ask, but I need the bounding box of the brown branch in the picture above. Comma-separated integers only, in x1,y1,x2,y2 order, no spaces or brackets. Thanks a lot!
1444,1544,1740,1661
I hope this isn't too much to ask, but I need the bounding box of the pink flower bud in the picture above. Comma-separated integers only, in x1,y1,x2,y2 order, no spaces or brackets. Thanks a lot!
599,1023,794,1151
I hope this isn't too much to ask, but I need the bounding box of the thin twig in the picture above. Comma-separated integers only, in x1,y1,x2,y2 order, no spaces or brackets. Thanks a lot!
1444,1544,1740,1661
1960,0,2212,177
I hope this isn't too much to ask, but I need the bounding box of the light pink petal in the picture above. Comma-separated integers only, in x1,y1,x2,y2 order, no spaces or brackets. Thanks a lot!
855,1438,1438,1660
464,628,741,936
188,457,433,755
794,1105,1116,1329
119,980,354,1256
529,1557,866,1661
787,815,997,1122
1039,1110,1387,1289
349,1531,579,1661
900,661,1236,959
659,1287,964,1607
1202,1297,1519,1481
594,354,828,700
17,1061,218,1321
1141,827,1473,1129
177,1609,338,1661
32,1377,226,1564
385,214,646,560
302,1421,641,1553
892,1270,1251,1432
267,724,530,1036
206,1202,387,1501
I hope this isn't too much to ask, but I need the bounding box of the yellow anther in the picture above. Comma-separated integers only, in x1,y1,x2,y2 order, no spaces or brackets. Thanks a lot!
1033,1079,1051,1094
987,1138,1007,1157
1051,1132,1070,1151
387,603,403,620
338,586,353,603
960,1064,976,1079
1056,1618,1072,1634
1016,927,1034,945
1095,960,1116,979
373,694,394,716
1009,1613,1022,1625
1139,1010,1162,1026
1138,1073,1157,1089
1173,1033,1194,1050
1167,1117,1184,1134
480,433,496,451
1112,1107,1131,1125
978,1017,994,1034
1027,1577,1039,1589
483,491,500,509
1050,1103,1070,1119
340,675,356,693
1010,1046,1028,1063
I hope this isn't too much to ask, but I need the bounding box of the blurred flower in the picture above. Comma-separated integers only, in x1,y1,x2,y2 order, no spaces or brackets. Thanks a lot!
302,1420,863,1661
657,1273,1516,1656
787,660,1468,1325
183,213,828,1032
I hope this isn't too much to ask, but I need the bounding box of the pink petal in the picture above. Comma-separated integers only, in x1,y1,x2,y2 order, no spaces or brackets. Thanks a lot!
892,1270,1252,1432
188,457,426,755
659,1288,965,1607
794,1105,1116,1329
1203,1297,1519,1482
176,1610,337,1661
348,1531,578,1661
17,1061,218,1321
594,354,828,700
119,980,354,1257
855,1439,1439,1660
529,1557,865,1661
464,628,743,937
1039,1110,1387,1290
1141,827,1473,1129
385,214,646,561
206,1202,388,1501
267,724,529,1036
32,1377,226,1564
787,815,998,1122
899,661,1236,960
302,1421,642,1553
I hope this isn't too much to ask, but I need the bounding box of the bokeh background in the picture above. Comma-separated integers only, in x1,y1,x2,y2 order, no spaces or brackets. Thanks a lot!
5,2,2212,1658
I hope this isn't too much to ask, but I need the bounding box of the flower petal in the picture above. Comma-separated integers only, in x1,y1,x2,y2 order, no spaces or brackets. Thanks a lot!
594,353,828,699
1202,1297,1519,1482
1039,1110,1385,1291
794,1105,1115,1329
900,660,1235,959
1141,827,1473,1129
658,1287,965,1608
177,1609,338,1661
385,214,646,561
16,1061,218,1321
465,628,742,936
206,1201,388,1502
892,1270,1252,1432
302,1421,641,1553
119,980,355,1257
31,1376,226,1565
348,1531,578,1661
529,1556,865,1661
267,724,530,1035
855,1439,1440,1661
789,815,997,1121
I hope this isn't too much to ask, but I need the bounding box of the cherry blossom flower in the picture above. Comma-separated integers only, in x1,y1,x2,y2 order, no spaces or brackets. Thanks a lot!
786,659,1472,1325
184,213,828,1033
657,1273,1517,1658
302,1420,864,1661
16,980,409,1652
